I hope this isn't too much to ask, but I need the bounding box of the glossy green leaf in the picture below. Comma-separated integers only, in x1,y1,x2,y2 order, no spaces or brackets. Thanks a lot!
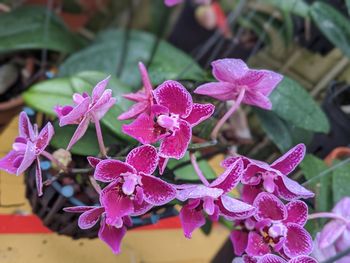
22,72,133,141
0,6,84,53
310,2,350,58
50,121,120,156
300,154,331,213
270,76,330,133
167,152,217,181
59,29,204,87
332,160,350,203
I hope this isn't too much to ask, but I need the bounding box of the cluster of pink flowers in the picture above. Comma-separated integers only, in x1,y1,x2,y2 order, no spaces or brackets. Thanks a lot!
0,58,320,261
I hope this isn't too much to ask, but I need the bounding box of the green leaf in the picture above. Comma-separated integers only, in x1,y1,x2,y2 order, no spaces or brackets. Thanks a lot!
167,152,217,181
347,0,350,16
0,6,84,54
22,72,134,141
300,154,332,213
59,29,204,87
264,0,310,17
200,218,213,236
332,160,350,204
270,76,330,133
50,121,120,156
310,2,350,58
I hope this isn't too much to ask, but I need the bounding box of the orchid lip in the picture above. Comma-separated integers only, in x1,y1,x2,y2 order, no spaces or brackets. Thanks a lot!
157,114,180,131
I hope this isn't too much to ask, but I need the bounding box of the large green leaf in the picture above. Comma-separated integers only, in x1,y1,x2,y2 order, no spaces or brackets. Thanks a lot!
300,154,331,213
270,76,330,133
50,121,120,156
59,29,204,87
332,160,350,203
264,0,310,17
167,152,217,181
22,72,133,141
0,6,84,53
310,2,350,58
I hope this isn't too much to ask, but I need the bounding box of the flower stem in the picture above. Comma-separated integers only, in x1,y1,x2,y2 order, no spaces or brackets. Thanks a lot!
41,151,67,173
190,152,209,186
308,212,349,224
211,88,245,140
94,118,107,158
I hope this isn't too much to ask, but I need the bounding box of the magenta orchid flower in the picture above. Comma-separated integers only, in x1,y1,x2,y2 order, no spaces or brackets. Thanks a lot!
233,254,318,263
92,145,177,226
311,197,350,263
118,62,154,120
0,112,54,196
242,193,313,258
63,206,132,254
55,76,116,155
122,80,215,161
164,0,211,6
223,144,314,201
177,159,255,238
194,59,282,110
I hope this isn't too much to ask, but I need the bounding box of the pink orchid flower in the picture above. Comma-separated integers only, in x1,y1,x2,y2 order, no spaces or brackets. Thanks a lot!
223,144,314,201
311,197,350,263
55,76,116,155
194,59,283,110
164,0,211,6
91,145,177,226
233,254,318,263
177,159,255,238
118,62,154,120
64,206,132,254
0,112,54,196
122,80,215,161
241,193,313,258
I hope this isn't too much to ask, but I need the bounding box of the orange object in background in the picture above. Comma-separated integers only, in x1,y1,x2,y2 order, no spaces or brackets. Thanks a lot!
324,146,350,166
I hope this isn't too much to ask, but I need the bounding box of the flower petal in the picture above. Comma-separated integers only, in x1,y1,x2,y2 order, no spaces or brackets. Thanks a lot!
118,101,148,120
87,156,101,168
284,223,313,258
176,185,223,202
246,231,271,256
159,120,191,159
98,218,126,254
183,103,215,127
158,157,169,175
126,145,158,174
250,70,283,96
275,176,314,201
131,200,153,216
35,158,43,196
92,76,110,103
138,62,153,97
66,116,90,151
179,203,206,239
18,111,35,140
243,90,272,110
284,200,308,226
36,122,54,153
122,113,163,144
17,141,36,175
333,197,350,218
78,207,104,229
242,185,262,204
194,82,237,101
210,158,243,193
154,80,193,118
90,90,116,120
271,144,306,176
164,0,183,6
258,254,286,263
230,230,249,256
219,195,256,220
0,150,22,174
63,206,98,213
319,220,346,249
100,182,134,225
140,173,176,205
94,159,135,182
211,58,249,82
59,97,90,126
253,192,287,221
288,256,318,263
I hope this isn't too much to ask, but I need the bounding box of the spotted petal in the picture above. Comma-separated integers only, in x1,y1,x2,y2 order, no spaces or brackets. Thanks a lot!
230,230,249,256
18,111,35,141
284,200,308,226
17,141,36,175
36,122,54,153
271,144,305,176
194,82,238,101
176,185,223,202
246,231,271,256
184,103,215,127
179,202,206,239
258,254,287,263
78,207,104,229
289,256,318,263
98,218,126,254
126,145,158,174
94,159,135,182
212,59,249,82
253,192,287,221
275,176,314,201
154,80,193,118
284,223,313,258
0,150,23,174
218,195,255,220
66,116,90,151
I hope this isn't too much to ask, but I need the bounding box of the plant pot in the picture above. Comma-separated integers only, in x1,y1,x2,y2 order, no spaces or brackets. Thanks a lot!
0,96,24,128
25,160,178,239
